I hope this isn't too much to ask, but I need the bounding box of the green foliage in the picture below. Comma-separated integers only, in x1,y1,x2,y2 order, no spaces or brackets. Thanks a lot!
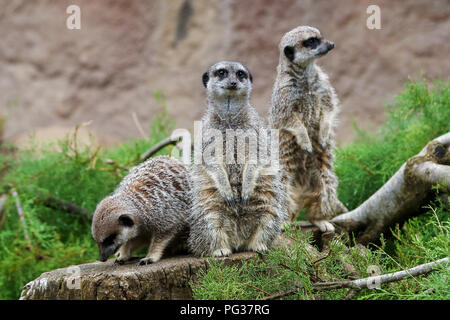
357,197,450,300
336,78,450,209
192,226,388,300
193,78,450,300
0,93,175,299
0,80,448,300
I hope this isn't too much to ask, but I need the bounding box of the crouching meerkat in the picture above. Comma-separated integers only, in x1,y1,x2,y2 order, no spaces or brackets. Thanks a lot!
188,61,288,257
269,26,347,232
92,156,191,265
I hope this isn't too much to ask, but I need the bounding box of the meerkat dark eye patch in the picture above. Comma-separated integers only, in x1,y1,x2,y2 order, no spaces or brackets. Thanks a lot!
303,37,321,49
119,214,134,227
214,68,228,79
284,46,295,61
102,234,116,246
202,72,209,88
236,70,247,82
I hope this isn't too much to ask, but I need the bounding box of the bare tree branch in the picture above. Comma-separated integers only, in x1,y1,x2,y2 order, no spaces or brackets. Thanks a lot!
140,136,181,161
266,258,448,300
332,132,450,244
312,257,448,290
41,196,92,220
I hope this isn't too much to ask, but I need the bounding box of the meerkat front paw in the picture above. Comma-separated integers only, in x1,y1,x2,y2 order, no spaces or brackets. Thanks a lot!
223,195,237,207
137,257,157,265
313,220,335,233
247,242,268,254
114,251,130,265
241,190,252,205
296,138,314,156
212,248,232,257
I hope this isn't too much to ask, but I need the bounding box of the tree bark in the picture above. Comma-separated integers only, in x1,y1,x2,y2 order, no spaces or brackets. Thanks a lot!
20,252,256,300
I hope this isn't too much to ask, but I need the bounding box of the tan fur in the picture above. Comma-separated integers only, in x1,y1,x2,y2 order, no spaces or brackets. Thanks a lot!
269,26,347,232
91,156,191,264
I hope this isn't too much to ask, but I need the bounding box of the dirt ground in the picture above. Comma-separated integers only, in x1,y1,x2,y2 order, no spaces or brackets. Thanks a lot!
0,0,449,147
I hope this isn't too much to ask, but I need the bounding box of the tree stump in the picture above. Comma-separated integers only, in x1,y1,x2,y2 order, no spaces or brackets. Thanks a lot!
20,253,256,300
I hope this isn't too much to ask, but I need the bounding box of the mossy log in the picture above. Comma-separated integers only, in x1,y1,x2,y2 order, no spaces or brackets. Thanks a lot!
20,252,256,300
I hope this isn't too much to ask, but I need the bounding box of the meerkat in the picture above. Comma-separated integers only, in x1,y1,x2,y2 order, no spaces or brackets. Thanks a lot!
269,26,347,232
188,61,288,257
91,156,191,265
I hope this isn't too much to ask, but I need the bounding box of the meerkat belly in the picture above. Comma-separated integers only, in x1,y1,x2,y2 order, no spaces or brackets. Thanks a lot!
226,164,243,201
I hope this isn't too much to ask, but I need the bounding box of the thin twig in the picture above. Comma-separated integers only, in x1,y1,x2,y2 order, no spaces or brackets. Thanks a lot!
41,196,93,220
131,112,147,139
264,283,304,300
140,136,181,161
312,250,331,266
0,194,8,231
244,283,272,297
343,154,375,175
11,189,30,242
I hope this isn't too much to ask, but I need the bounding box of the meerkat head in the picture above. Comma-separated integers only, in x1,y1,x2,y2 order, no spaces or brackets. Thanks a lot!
202,61,253,105
280,26,334,68
91,196,141,262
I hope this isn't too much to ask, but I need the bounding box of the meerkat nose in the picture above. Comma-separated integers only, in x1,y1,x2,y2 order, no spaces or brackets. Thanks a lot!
327,41,335,50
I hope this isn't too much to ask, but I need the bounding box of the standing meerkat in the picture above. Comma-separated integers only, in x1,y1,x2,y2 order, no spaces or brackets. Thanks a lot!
91,156,191,265
269,26,347,232
188,61,287,257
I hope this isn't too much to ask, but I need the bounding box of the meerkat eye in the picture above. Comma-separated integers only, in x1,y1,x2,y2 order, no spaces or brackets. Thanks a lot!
215,69,228,79
303,37,321,49
236,70,247,81
103,234,116,246
119,214,134,227
284,46,295,61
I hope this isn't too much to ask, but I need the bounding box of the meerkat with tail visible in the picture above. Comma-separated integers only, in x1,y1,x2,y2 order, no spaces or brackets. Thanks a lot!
92,156,191,265
270,26,347,232
188,61,287,257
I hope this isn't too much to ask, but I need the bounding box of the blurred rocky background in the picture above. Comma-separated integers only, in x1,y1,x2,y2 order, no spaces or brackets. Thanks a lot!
0,0,449,146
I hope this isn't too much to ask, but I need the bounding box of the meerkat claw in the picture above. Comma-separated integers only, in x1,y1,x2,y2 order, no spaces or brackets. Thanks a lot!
212,248,232,257
138,257,155,266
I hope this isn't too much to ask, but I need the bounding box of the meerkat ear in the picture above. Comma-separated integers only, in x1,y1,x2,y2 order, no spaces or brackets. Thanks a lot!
248,71,253,83
202,72,209,88
283,46,295,61
118,214,134,227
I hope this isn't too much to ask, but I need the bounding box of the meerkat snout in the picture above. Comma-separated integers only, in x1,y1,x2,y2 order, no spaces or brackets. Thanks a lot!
316,40,334,56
